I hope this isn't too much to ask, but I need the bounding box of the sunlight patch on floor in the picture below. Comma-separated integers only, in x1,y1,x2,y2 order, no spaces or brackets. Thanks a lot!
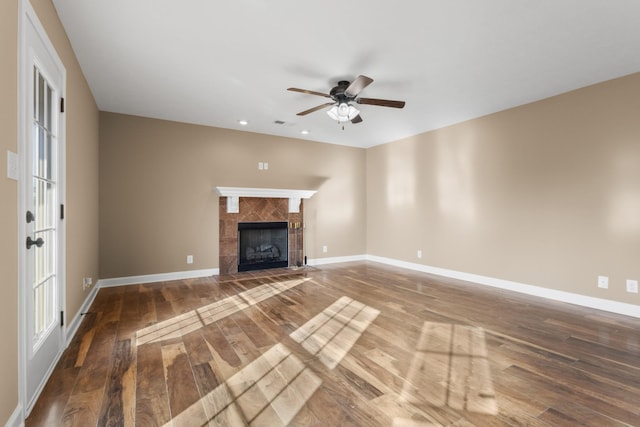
136,277,308,346
160,294,379,425
392,418,442,427
399,322,498,415
290,296,380,369
165,342,321,426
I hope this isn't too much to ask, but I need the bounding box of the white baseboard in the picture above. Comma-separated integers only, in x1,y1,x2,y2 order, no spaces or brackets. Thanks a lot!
96,268,219,288
65,283,100,348
87,258,639,319
5,403,23,427
366,255,640,319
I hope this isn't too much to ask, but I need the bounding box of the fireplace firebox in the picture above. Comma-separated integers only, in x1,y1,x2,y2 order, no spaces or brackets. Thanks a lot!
238,222,288,272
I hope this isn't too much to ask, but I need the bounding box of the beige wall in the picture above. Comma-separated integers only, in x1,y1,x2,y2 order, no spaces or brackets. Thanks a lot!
1,0,99,423
367,72,640,305
1,0,20,422
99,112,366,279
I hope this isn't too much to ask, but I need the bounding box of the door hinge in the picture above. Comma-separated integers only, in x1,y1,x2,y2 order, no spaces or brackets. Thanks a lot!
60,311,64,327
60,204,64,220
60,97,65,113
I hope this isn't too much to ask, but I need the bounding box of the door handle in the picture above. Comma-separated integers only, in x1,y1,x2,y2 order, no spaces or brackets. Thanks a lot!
26,236,44,250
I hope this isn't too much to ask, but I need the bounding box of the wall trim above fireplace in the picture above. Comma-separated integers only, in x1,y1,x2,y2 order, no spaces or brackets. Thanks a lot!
215,186,317,213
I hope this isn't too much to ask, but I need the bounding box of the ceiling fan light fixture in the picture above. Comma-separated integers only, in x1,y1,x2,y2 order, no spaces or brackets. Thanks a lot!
327,103,359,122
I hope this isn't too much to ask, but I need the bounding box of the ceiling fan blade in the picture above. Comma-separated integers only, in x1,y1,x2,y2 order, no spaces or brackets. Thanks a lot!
296,102,335,116
351,114,363,124
345,75,373,97
287,87,332,98
357,97,406,108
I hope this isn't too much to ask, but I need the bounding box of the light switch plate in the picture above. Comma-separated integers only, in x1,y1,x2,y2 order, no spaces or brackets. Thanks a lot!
7,150,18,180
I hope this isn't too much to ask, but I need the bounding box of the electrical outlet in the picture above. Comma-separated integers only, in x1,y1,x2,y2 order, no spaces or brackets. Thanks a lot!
187,255,194,264
597,275,608,289
417,249,422,259
322,245,328,253
626,279,638,294
82,277,93,290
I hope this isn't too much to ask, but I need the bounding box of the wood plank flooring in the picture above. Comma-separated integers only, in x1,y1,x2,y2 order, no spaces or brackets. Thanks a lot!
26,261,640,426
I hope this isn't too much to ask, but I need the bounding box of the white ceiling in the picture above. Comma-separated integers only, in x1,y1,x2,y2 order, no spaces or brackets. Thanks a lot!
52,0,640,148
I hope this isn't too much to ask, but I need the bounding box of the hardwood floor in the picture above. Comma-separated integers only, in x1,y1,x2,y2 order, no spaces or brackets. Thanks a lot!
26,262,640,426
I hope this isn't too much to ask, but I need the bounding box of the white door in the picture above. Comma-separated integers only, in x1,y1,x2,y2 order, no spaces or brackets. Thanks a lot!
20,1,66,413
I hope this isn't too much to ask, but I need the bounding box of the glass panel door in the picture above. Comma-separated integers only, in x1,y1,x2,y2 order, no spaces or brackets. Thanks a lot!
30,67,58,349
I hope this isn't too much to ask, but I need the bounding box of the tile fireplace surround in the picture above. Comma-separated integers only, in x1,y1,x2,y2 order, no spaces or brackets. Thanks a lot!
217,187,316,275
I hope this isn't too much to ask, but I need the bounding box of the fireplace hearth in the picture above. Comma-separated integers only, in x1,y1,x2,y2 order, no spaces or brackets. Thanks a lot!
238,222,288,272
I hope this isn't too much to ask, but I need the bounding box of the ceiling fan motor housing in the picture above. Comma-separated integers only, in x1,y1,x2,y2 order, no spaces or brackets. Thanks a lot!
330,81,353,103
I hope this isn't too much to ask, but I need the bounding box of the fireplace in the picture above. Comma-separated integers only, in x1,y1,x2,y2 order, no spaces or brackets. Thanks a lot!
238,222,288,272
217,187,316,275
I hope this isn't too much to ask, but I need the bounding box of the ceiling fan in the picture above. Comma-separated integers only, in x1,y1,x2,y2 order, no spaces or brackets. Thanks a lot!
287,75,405,124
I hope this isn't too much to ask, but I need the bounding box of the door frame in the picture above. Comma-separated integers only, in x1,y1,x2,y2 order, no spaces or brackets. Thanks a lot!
18,0,67,416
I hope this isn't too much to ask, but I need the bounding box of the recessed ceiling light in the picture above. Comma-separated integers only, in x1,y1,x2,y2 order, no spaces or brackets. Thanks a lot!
238,119,248,126
300,129,310,135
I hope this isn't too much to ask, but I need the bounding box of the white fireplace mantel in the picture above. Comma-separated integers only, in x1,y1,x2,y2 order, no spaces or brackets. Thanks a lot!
215,186,317,213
